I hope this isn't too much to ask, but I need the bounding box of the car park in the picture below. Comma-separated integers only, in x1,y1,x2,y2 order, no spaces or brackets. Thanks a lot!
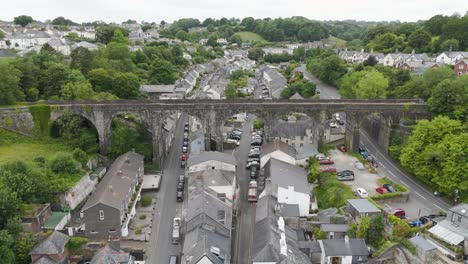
383,184,396,193
319,159,334,165
321,166,336,173
355,188,369,198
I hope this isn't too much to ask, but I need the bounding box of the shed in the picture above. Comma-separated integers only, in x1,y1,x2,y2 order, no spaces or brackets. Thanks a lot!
346,199,381,223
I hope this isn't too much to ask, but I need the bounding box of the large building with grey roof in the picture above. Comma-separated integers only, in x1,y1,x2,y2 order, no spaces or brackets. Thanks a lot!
264,158,311,216
271,119,316,149
81,150,144,238
30,231,70,264
187,151,237,173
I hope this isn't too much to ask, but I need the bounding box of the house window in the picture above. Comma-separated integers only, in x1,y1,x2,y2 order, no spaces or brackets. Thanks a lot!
90,230,98,234
286,140,289,143
99,210,104,220
217,210,226,224
109,229,116,233
460,65,465,69
212,166,215,170
217,193,226,202
331,256,342,264
457,215,462,223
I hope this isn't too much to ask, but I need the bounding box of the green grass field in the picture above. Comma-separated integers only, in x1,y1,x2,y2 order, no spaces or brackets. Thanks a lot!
233,31,266,43
0,129,73,165
328,36,347,48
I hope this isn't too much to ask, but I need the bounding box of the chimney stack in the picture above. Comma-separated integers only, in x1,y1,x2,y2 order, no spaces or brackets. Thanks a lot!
411,49,415,54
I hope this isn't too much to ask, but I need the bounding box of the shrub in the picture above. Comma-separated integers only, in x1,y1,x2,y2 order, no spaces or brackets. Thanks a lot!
313,228,327,240
72,148,88,166
135,224,142,234
139,214,146,220
49,152,78,174
392,222,411,239
66,237,88,254
140,195,152,206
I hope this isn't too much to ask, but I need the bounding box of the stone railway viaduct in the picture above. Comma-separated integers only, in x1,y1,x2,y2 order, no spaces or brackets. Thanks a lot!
0,99,429,166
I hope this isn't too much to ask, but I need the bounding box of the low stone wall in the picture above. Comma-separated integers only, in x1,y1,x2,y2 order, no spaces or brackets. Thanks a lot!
372,191,410,203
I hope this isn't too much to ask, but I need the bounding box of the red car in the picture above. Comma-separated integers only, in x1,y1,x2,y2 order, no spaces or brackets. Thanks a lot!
339,145,347,152
181,154,187,161
319,159,334,165
321,166,336,173
376,186,388,194
390,208,406,219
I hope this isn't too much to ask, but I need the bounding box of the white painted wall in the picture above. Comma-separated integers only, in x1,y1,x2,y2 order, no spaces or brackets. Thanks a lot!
436,53,451,64
189,160,236,173
277,185,310,216
196,256,215,264
260,150,296,168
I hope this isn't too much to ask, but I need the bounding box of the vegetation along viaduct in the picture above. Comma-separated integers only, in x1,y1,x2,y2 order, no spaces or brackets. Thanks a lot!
0,99,429,166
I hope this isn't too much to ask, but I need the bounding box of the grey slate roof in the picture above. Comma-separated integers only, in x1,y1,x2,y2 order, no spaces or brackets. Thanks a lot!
183,223,231,264
261,139,296,159
74,41,98,50
261,66,287,99
279,203,300,217
321,239,369,257
409,236,437,251
347,199,381,213
253,195,311,264
266,158,310,195
448,203,468,216
139,84,176,93
320,224,350,233
290,92,304,100
32,256,61,264
82,151,144,211
295,144,319,160
0,49,16,58
188,169,235,189
187,151,237,167
271,120,311,138
30,231,69,255
90,244,133,264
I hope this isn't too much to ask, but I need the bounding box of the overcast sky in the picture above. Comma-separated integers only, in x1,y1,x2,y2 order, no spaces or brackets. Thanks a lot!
2,0,467,23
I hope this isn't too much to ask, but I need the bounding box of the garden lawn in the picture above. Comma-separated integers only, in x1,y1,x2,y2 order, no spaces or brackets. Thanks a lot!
233,32,267,43
0,129,73,165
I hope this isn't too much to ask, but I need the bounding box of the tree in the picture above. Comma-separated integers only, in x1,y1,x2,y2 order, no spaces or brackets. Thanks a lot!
112,72,140,98
428,75,468,120
207,35,218,47
313,228,327,240
40,62,71,98
70,47,94,74
229,34,242,45
363,55,378,66
253,118,264,130
248,47,264,61
0,185,21,229
150,59,177,85
0,231,16,263
49,152,78,174
65,32,81,42
87,68,113,92
15,235,37,264
14,15,33,27
52,112,99,153
0,60,23,105
51,16,75,26
61,70,95,100
72,148,88,167
439,38,460,51
96,26,129,44
307,54,347,86
225,83,237,98
393,222,411,238
140,195,152,206
424,15,450,35
357,216,370,239
111,29,129,44
0,170,37,204
0,31,4,39
338,71,366,98
353,70,388,99
400,117,465,192
408,29,432,52
175,30,189,41
368,214,385,246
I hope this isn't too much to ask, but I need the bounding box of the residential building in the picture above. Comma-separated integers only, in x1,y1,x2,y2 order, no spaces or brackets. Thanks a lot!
81,151,144,238
295,143,319,166
319,224,350,240
399,61,443,75
346,199,381,223
264,158,311,216
217,38,228,45
262,47,294,55
409,236,437,263
90,244,134,264
260,139,297,167
47,38,70,55
0,49,16,58
383,53,399,67
139,84,176,99
428,203,468,256
70,28,96,40
305,238,369,264
260,66,287,98
271,119,315,148
436,51,468,65
144,29,159,39
187,151,237,173
454,59,468,75
0,28,51,50
252,195,312,264
72,41,98,51
30,231,70,264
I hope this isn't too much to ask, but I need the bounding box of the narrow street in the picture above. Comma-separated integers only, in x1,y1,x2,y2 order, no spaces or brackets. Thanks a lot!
232,116,256,264
146,114,187,263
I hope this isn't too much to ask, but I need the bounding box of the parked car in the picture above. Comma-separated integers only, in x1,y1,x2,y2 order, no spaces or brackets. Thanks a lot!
329,122,339,128
169,255,178,264
250,167,257,178
337,174,354,181
321,166,336,173
354,161,365,171
184,126,189,132
337,119,344,125
182,146,188,153
383,184,396,193
251,140,262,146
337,170,354,176
183,136,188,142
358,146,368,159
246,161,260,169
319,159,334,165
315,154,330,160
376,187,388,194
247,157,260,163
179,175,185,184
355,188,369,198
333,113,341,121
339,145,347,152
181,154,186,161
177,182,184,192
177,191,183,202
181,160,186,168
390,208,406,219
184,131,188,137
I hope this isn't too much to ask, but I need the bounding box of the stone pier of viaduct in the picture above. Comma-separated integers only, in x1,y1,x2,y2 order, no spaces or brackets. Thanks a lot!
0,99,429,166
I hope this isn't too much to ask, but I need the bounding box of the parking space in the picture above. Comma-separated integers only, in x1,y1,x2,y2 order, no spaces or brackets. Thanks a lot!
328,149,381,196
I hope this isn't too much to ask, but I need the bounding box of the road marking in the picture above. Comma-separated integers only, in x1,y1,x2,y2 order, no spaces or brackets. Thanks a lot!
388,171,397,178
433,204,446,213
400,180,409,187
380,164,386,169
414,191,427,200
